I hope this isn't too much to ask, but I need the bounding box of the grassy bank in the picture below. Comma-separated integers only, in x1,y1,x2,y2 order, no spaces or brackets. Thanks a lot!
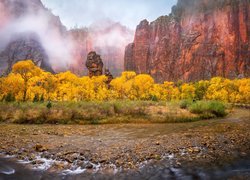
0,100,228,124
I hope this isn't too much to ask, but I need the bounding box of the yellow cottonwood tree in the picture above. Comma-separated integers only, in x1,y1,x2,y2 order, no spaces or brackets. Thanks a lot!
55,71,78,101
132,74,154,100
75,77,95,101
206,77,229,102
234,78,250,103
110,71,136,99
0,73,24,101
0,60,249,103
162,81,181,101
91,75,109,101
12,60,43,101
180,83,196,100
26,72,57,101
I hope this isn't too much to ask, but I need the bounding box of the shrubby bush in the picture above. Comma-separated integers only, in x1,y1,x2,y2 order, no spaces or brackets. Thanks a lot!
189,101,227,118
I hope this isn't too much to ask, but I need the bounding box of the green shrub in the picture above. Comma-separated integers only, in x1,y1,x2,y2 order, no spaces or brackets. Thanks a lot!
179,100,193,109
189,101,208,114
46,101,52,109
208,101,227,117
189,101,227,118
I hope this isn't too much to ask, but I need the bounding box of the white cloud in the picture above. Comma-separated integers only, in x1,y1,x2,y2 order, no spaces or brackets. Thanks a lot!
41,0,177,29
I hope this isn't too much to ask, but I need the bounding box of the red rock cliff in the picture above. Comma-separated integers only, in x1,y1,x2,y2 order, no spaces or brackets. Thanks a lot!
69,20,134,76
124,0,250,82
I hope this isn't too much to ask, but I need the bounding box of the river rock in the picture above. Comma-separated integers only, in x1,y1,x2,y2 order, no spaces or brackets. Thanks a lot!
65,153,78,163
34,144,48,152
82,162,94,169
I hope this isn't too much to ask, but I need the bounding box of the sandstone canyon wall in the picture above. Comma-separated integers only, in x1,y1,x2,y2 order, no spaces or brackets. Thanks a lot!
125,0,250,82
69,20,133,76
0,0,133,76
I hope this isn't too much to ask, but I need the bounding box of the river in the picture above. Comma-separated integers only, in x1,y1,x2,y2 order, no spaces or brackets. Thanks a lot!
0,155,250,180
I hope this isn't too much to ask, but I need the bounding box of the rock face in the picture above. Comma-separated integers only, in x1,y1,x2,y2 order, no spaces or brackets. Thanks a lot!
69,20,134,76
0,0,65,75
124,0,250,82
86,51,104,77
0,33,54,74
0,0,134,76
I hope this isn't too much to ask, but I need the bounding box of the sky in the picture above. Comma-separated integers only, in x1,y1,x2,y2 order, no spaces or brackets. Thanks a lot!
41,0,177,30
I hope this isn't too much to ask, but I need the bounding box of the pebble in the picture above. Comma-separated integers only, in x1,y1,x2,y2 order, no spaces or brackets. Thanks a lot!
155,142,160,145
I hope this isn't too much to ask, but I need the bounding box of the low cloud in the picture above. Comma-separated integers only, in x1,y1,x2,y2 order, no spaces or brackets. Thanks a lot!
41,0,177,29
0,0,74,70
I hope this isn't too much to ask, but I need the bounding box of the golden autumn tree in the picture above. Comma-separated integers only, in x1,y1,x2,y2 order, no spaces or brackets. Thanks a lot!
27,72,57,101
233,78,250,103
162,81,181,101
132,74,155,100
41,72,57,100
110,71,137,99
12,60,43,101
149,84,165,101
0,78,4,101
55,71,78,101
180,83,196,100
0,73,25,101
75,76,95,101
1,60,250,103
91,75,109,101
194,80,209,100
206,77,230,102
110,76,125,99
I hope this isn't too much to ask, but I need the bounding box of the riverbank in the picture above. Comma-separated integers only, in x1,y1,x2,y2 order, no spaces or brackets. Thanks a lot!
0,100,228,124
0,108,249,179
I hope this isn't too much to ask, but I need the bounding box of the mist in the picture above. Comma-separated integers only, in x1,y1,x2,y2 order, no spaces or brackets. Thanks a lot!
0,0,74,70
41,0,177,30
0,0,177,74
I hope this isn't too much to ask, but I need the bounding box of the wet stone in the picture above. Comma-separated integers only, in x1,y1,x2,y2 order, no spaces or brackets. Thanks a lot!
34,144,48,152
82,162,94,169
32,159,45,165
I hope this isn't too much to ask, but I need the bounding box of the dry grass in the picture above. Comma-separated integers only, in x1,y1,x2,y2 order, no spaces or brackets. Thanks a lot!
0,101,226,124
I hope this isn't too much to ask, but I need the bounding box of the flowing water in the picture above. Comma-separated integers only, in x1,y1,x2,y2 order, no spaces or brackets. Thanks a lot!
0,154,250,180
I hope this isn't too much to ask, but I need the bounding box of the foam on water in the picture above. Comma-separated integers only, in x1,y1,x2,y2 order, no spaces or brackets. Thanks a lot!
93,162,101,172
17,160,31,164
62,167,86,175
138,160,151,169
4,155,16,159
167,153,175,159
0,165,15,175
108,163,120,174
33,156,56,170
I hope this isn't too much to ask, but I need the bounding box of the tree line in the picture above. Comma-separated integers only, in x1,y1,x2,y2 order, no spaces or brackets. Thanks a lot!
0,60,249,104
